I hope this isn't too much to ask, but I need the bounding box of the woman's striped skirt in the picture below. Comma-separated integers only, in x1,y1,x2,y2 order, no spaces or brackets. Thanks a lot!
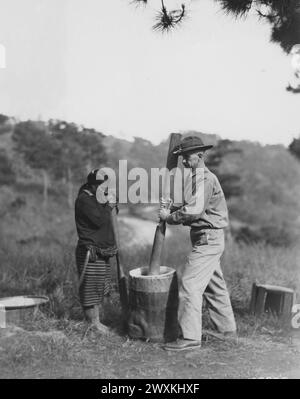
75,245,111,308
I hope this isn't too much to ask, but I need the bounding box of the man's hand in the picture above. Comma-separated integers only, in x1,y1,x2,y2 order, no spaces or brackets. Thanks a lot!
158,208,170,221
160,197,173,210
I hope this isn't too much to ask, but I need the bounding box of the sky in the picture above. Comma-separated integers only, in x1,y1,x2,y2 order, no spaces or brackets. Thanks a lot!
0,0,299,146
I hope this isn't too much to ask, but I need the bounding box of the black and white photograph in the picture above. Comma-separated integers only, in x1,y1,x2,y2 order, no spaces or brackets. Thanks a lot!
0,0,300,382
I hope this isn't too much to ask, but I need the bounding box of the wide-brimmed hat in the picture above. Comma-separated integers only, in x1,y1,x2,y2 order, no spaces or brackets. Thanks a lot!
87,169,108,185
291,44,300,54
173,136,213,155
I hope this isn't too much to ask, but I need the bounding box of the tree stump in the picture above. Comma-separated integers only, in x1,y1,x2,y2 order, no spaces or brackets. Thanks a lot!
249,283,295,321
127,266,179,342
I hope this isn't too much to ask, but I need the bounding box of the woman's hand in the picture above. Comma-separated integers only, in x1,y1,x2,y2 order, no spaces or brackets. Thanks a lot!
158,208,170,221
106,191,118,210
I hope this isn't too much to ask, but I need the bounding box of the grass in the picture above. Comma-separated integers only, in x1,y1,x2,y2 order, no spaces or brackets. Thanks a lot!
0,193,299,378
0,224,299,331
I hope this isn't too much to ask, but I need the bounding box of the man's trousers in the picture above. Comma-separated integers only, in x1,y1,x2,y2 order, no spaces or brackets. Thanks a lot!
178,228,236,341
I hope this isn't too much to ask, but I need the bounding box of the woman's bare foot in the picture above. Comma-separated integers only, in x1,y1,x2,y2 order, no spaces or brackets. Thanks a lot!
92,320,112,335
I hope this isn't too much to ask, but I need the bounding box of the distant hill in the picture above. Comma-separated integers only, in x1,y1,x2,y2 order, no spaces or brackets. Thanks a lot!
0,114,299,246
225,141,300,244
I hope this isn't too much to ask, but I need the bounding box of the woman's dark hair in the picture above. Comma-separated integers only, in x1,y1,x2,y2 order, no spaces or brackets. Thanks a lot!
77,169,108,196
87,169,107,185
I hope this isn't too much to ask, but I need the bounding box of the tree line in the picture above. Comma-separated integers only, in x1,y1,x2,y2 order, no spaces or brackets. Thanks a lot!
0,115,246,206
0,113,299,220
0,116,107,207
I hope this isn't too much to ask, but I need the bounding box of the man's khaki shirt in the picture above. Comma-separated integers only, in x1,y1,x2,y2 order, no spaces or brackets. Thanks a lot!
166,166,229,231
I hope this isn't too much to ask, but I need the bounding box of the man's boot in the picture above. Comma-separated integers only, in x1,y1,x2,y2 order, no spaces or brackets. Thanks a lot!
84,306,110,335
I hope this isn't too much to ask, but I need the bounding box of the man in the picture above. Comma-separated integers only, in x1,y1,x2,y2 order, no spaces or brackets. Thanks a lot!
75,169,117,334
159,136,236,351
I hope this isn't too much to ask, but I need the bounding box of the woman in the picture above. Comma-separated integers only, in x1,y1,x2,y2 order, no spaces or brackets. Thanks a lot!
75,169,117,334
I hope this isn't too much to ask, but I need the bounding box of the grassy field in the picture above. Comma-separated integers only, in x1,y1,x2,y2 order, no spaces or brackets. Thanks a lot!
1,222,299,320
0,193,300,378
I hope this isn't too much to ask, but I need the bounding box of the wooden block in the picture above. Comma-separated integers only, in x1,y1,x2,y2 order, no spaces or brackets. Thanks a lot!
249,282,295,318
249,283,258,314
255,286,267,316
282,291,295,324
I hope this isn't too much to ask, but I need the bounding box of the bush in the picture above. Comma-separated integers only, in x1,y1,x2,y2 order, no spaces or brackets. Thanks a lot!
0,150,16,186
235,225,298,247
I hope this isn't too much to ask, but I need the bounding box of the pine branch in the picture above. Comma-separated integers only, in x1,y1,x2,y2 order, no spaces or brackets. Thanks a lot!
131,0,300,53
286,83,300,93
215,0,253,17
153,1,186,32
